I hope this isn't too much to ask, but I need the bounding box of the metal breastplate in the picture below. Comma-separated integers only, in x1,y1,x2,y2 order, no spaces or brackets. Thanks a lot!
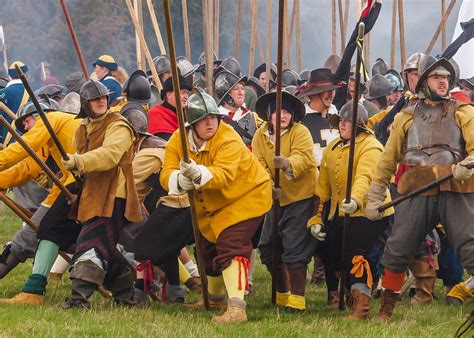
402,101,466,166
236,112,257,145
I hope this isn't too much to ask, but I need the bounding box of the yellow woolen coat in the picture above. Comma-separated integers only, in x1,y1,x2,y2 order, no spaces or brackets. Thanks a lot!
0,111,81,207
160,122,272,243
251,122,318,207
311,131,393,224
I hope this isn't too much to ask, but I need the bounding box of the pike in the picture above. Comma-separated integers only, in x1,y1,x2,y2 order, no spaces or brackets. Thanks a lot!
59,0,89,80
0,115,75,202
378,161,474,212
162,0,210,310
271,0,285,305
339,22,365,311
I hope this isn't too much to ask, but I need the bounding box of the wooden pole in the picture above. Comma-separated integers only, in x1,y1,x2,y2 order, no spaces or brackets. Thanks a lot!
398,0,406,68
126,0,163,91
364,32,370,71
248,0,259,75
441,0,446,50
332,0,337,54
339,22,365,311
146,0,167,55
134,0,142,69
162,0,210,310
256,25,266,65
295,0,301,73
234,0,243,58
59,0,89,80
182,0,191,60
0,102,17,121
137,0,146,69
271,0,285,305
214,0,220,57
356,0,361,18
425,0,457,54
390,0,397,68
265,0,272,92
202,0,214,96
343,0,350,45
338,0,345,54
283,0,290,69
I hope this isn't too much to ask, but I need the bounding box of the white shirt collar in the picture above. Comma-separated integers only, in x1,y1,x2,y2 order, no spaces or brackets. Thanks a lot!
188,129,207,153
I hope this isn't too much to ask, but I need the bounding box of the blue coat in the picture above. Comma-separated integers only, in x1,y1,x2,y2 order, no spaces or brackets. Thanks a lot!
101,75,122,104
0,80,28,143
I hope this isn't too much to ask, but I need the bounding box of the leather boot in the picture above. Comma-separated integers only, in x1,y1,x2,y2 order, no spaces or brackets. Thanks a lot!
184,294,227,311
411,277,436,304
165,284,185,304
184,276,202,293
377,289,398,322
63,278,97,310
346,289,370,320
310,256,325,285
0,247,21,279
211,297,247,324
409,258,436,304
0,292,43,305
327,291,339,309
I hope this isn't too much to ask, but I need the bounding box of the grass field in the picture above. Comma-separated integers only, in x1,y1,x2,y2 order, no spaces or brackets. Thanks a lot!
0,203,472,337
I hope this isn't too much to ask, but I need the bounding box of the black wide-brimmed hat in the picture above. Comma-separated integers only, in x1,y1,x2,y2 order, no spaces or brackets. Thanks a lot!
255,90,305,122
297,68,344,99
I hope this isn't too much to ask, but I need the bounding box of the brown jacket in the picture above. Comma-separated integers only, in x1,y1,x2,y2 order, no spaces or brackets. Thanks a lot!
73,111,142,223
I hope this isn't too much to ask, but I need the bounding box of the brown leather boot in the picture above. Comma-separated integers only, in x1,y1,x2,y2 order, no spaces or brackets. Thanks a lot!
211,297,247,324
411,277,435,304
377,289,398,322
327,291,339,309
346,290,370,320
310,256,325,284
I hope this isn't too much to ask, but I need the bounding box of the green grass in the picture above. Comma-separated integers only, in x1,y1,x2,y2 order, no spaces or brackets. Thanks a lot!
0,203,472,337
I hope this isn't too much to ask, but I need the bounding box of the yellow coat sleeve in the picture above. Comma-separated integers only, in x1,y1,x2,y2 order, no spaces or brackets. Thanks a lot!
351,142,384,209
0,155,43,189
251,127,273,179
76,120,136,173
287,126,316,179
0,117,51,171
455,104,474,157
133,147,164,203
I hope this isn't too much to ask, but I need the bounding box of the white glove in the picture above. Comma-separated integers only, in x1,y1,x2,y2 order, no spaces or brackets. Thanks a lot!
61,153,78,171
341,198,358,214
452,157,474,181
180,159,201,182
310,224,326,241
178,173,195,191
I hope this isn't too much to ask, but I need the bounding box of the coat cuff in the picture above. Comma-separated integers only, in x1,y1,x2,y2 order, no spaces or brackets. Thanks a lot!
283,165,295,180
168,170,186,195
194,165,213,189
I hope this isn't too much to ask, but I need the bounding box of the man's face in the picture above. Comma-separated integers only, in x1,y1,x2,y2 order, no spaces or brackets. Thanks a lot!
89,96,108,116
229,83,245,107
338,117,352,140
406,69,419,92
23,115,37,131
311,90,335,109
258,72,267,88
270,109,293,130
94,65,108,81
194,114,219,140
427,75,449,97
386,92,395,106
166,89,190,108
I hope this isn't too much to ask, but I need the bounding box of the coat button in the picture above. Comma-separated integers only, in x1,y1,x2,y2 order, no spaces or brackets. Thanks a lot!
199,199,204,202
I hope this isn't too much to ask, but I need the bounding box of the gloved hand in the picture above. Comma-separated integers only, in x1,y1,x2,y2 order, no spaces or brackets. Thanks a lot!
178,173,195,191
364,182,386,220
341,198,358,214
272,186,281,201
61,154,78,171
180,159,201,182
452,157,474,181
34,171,50,189
310,224,326,241
273,155,291,170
